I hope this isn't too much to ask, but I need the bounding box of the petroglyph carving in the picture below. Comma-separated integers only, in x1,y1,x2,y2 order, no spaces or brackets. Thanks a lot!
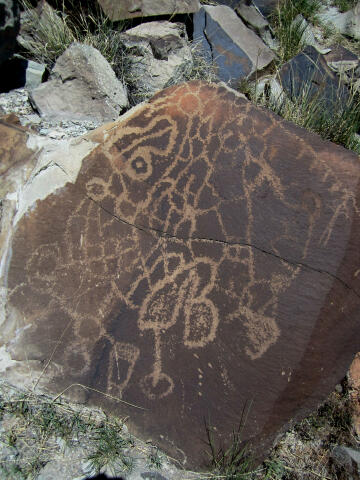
5,81,360,465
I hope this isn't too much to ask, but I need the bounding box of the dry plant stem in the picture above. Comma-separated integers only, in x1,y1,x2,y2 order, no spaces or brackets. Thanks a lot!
52,384,146,410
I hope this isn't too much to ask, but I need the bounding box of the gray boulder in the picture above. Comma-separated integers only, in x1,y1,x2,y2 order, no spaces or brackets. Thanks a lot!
331,445,360,479
0,0,20,65
119,21,193,104
214,0,279,17
317,3,360,40
97,0,200,20
193,5,275,86
236,0,279,50
29,43,129,122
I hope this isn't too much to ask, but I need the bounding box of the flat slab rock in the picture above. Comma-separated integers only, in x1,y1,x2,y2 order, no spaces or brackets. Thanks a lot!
278,45,349,115
97,0,200,21
194,5,274,85
2,81,360,468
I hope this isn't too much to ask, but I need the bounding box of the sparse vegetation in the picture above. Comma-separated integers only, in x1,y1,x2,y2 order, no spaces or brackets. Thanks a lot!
270,0,322,62
87,418,134,475
19,0,127,70
332,0,357,12
244,67,360,154
185,42,219,83
147,446,163,470
205,403,256,479
0,382,136,479
260,384,357,480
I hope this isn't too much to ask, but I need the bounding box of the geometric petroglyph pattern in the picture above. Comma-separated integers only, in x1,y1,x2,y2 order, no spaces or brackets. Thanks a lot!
5,81,360,466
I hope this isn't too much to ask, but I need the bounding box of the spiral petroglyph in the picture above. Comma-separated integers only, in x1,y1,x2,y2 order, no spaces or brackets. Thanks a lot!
3,81,360,465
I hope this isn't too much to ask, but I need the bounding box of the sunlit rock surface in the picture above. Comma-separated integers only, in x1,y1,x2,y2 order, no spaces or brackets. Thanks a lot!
97,0,200,21
2,81,360,467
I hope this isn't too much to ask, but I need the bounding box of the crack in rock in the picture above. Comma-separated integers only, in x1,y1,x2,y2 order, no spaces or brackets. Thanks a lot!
87,194,360,300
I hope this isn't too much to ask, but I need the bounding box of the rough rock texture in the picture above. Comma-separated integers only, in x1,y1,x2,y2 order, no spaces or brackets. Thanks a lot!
119,22,193,103
236,1,269,32
30,43,129,122
0,0,19,65
318,3,360,40
325,44,359,66
349,353,360,437
235,0,278,50
324,44,359,80
97,0,200,21
331,445,360,479
215,0,279,17
278,46,349,115
2,81,360,467
194,5,275,85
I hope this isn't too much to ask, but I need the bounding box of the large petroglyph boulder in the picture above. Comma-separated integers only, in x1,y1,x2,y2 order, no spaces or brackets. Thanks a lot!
1,81,360,467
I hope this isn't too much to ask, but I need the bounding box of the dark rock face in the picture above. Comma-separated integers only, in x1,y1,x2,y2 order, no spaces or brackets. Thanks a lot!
278,45,349,115
0,0,20,65
4,81,360,467
193,5,274,85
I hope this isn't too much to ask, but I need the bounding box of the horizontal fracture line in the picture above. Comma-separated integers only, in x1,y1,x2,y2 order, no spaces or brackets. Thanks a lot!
87,194,360,300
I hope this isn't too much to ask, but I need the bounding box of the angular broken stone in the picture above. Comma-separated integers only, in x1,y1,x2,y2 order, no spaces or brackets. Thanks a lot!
97,0,200,21
317,3,360,40
278,45,349,115
236,1,269,32
30,43,129,122
324,44,359,77
215,0,279,17
194,5,275,85
235,1,279,51
119,21,193,103
2,81,360,467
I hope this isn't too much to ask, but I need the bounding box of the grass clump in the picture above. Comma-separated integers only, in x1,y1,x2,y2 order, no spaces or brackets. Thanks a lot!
147,447,163,470
185,42,219,83
270,0,322,62
0,383,134,479
206,423,254,479
332,0,357,12
205,403,255,479
87,418,134,476
252,71,360,154
19,0,127,70
19,0,77,67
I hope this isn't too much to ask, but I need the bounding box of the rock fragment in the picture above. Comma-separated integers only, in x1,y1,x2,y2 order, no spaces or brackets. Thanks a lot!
97,0,200,21
119,21,192,103
278,45,349,115
193,5,275,85
317,3,360,40
29,43,129,122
